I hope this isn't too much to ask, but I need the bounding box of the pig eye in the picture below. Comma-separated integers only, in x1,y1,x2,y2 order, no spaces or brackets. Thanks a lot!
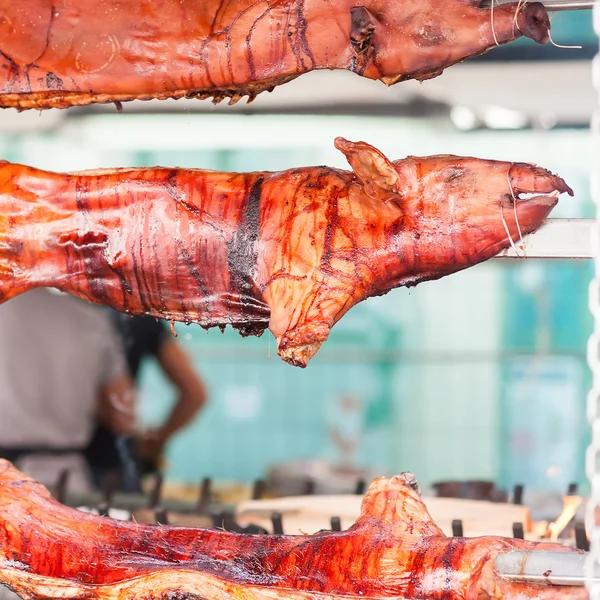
350,6,376,55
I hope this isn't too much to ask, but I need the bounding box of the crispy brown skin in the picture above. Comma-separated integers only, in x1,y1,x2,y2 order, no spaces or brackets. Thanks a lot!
0,138,572,367
0,460,587,600
0,0,551,110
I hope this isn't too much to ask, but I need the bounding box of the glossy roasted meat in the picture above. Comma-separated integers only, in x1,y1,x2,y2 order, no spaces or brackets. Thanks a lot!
0,460,586,600
0,138,572,367
0,0,551,110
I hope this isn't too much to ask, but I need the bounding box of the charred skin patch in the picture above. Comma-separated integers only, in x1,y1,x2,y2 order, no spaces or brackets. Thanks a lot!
45,73,64,90
444,168,466,183
413,24,445,48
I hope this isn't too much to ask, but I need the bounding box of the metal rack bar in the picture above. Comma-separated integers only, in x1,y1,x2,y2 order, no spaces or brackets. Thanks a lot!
494,219,594,260
480,0,593,10
584,2,600,595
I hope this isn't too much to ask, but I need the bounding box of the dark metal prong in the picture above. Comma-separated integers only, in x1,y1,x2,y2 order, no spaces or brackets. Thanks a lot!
271,511,284,535
452,519,464,537
155,507,169,525
575,522,590,551
212,511,226,530
213,509,268,535
242,523,269,535
355,478,366,495
98,471,120,516
330,516,342,532
252,479,266,500
513,484,524,505
197,477,212,515
222,512,239,532
304,479,315,496
213,510,235,532
53,469,70,504
512,522,525,540
148,472,163,509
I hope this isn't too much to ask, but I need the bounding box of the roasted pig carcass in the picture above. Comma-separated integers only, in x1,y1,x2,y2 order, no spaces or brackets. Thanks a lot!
0,0,551,110
0,459,586,600
0,138,572,367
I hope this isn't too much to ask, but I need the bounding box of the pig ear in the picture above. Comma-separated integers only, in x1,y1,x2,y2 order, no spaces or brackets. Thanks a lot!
353,474,444,539
350,6,377,55
335,137,401,202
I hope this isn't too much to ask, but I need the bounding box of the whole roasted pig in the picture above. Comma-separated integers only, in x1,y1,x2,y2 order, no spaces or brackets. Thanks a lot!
0,138,572,367
0,0,551,110
0,460,586,600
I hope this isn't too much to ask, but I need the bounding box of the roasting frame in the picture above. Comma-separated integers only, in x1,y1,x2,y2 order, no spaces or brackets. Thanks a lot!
585,3,600,596
0,0,597,595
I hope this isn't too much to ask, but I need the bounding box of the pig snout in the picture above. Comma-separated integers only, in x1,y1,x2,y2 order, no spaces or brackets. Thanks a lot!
516,2,550,45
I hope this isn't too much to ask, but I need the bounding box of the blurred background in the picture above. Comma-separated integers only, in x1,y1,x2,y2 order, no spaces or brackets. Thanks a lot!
0,11,595,502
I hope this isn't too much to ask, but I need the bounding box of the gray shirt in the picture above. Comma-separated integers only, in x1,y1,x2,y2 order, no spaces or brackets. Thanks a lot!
0,288,127,449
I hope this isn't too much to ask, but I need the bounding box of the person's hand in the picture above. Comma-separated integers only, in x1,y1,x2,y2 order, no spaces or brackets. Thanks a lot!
137,429,166,463
100,382,137,436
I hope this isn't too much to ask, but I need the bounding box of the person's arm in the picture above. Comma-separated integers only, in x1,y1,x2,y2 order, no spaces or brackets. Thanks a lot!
135,332,207,466
97,374,137,436
95,314,137,436
147,338,207,445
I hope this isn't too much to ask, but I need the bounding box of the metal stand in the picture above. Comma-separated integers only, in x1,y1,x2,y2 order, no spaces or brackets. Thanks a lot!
585,3,600,596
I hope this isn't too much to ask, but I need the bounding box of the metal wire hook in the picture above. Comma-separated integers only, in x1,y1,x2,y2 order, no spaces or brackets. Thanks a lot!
479,0,593,10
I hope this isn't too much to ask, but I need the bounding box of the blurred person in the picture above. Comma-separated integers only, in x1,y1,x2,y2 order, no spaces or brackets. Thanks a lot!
85,312,207,490
0,288,135,495
325,394,364,469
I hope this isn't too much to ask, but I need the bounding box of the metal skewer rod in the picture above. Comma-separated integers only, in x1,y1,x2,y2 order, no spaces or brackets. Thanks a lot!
480,0,593,10
495,551,600,586
494,219,594,260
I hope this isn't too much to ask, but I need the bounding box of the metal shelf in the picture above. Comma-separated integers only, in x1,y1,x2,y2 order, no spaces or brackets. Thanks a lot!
494,218,594,259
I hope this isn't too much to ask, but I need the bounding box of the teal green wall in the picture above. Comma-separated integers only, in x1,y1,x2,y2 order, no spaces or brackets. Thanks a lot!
499,261,593,494
138,306,400,482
